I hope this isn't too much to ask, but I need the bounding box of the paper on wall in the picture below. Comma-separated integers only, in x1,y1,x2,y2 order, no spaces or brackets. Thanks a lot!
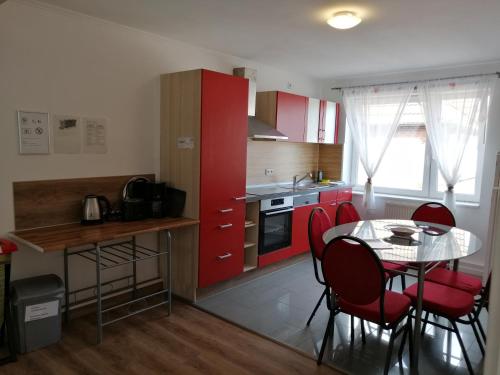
82,117,107,154
17,111,50,154
52,115,81,154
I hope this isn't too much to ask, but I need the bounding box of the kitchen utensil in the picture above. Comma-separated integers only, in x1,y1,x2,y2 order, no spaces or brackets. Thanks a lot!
81,195,110,225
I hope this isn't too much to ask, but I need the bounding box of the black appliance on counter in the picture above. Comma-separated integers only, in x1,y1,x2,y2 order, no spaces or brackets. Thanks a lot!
258,196,294,254
121,176,186,220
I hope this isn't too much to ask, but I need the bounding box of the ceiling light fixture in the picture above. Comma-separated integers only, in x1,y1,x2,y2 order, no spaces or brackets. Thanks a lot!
327,11,362,30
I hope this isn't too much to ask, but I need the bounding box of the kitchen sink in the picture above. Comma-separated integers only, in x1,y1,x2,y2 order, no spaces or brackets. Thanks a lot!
279,183,325,191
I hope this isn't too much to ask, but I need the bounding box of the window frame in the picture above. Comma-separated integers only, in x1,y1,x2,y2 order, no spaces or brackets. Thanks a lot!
348,101,486,204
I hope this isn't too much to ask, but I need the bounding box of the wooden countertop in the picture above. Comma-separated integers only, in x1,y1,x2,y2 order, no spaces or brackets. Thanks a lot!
9,217,199,253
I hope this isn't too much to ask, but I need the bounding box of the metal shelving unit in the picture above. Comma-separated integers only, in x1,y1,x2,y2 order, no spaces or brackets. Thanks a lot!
63,230,171,344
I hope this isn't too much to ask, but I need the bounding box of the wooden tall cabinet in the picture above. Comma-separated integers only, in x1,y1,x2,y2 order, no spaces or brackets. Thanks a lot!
161,69,249,291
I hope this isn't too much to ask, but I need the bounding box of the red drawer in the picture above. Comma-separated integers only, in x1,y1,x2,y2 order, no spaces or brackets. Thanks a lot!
198,216,244,287
319,190,338,203
337,188,352,203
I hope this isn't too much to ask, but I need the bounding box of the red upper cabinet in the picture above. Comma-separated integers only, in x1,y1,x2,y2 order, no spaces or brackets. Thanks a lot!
275,92,308,142
255,91,308,143
319,100,340,144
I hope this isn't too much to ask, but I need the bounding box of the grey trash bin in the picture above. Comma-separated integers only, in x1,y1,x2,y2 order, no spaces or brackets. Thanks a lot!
10,274,65,353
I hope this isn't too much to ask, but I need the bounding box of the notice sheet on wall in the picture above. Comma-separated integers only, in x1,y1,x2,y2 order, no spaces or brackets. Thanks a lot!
17,111,50,154
82,117,107,154
52,115,81,154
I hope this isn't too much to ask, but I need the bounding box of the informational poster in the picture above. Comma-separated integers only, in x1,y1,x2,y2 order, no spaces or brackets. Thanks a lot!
17,111,50,154
52,115,81,154
82,117,107,154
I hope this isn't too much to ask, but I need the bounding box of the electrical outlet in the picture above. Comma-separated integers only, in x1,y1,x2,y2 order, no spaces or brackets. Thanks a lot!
265,168,274,176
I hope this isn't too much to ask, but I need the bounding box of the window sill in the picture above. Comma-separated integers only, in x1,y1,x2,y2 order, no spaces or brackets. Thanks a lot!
351,190,480,208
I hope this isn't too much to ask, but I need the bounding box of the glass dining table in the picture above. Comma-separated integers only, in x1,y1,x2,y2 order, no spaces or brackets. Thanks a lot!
322,219,482,374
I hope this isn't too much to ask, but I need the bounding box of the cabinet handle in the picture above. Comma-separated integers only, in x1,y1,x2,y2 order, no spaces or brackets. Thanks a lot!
219,223,233,229
330,203,337,206
219,208,234,213
233,196,246,201
217,252,233,260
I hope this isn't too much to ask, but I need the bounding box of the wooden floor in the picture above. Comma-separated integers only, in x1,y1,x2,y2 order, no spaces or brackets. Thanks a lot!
3,302,343,375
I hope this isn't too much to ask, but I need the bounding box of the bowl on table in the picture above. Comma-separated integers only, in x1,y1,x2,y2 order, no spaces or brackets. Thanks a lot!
384,224,422,238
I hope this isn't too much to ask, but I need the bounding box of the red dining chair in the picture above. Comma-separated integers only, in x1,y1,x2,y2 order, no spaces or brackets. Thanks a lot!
411,202,456,227
336,202,408,290
403,279,488,375
306,207,333,326
422,271,490,349
318,236,411,374
411,202,456,269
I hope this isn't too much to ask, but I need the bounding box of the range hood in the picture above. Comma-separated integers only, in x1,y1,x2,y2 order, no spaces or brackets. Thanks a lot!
233,67,288,141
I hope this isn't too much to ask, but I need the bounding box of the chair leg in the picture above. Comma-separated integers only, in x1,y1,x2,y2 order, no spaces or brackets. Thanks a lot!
398,319,409,362
306,289,326,326
388,278,393,291
469,314,485,356
421,311,429,336
361,319,366,344
317,312,335,365
451,320,474,375
477,318,487,343
401,274,406,290
383,328,398,375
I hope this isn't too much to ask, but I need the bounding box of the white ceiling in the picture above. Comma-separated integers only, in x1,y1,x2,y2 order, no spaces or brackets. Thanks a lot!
35,0,500,79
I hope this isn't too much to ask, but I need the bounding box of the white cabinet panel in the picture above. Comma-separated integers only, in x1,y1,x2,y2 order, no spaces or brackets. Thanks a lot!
323,101,337,144
306,98,320,143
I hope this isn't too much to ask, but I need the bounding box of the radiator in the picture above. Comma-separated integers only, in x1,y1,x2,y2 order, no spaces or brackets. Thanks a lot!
384,201,419,219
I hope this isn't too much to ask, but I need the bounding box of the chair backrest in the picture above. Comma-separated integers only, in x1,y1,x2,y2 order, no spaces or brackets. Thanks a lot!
411,202,456,227
336,202,361,226
321,236,386,323
308,207,333,260
308,207,332,284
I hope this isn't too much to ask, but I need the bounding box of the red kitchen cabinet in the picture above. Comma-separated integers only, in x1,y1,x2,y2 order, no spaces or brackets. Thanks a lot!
198,70,248,287
255,91,308,143
160,69,248,289
276,92,308,142
319,100,340,144
291,204,317,253
337,187,353,204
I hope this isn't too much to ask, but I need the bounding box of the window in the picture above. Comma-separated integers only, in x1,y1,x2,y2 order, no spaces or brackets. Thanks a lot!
350,95,486,202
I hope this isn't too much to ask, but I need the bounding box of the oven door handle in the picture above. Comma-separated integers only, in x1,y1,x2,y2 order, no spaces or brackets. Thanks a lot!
264,208,294,216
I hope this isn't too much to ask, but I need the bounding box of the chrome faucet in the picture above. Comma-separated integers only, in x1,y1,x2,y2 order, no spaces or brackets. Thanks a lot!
293,172,313,188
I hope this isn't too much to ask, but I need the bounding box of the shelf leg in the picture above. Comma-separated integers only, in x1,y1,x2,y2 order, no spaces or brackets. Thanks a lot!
64,248,70,324
132,236,137,299
96,244,103,344
166,230,172,315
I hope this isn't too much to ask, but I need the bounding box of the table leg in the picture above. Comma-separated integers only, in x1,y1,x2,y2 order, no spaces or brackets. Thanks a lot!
452,259,459,271
412,263,425,374
95,244,103,344
64,248,70,324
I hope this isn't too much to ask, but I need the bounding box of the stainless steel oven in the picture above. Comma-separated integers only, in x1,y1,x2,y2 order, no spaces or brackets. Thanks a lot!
258,196,294,255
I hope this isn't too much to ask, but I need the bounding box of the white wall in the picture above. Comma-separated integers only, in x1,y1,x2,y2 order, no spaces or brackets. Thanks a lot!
322,62,500,277
0,0,322,282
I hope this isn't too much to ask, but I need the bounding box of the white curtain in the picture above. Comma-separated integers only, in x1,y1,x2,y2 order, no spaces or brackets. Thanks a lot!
418,76,494,211
343,84,413,209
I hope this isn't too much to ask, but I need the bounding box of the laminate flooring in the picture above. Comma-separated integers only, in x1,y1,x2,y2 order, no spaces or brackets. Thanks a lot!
2,301,343,375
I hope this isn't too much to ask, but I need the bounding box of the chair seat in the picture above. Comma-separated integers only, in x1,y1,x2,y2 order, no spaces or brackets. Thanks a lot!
339,290,411,325
425,268,482,296
382,261,407,277
404,281,474,319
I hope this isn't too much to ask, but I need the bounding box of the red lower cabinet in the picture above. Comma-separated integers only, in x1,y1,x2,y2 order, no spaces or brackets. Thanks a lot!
291,204,316,253
337,187,353,203
319,201,338,225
